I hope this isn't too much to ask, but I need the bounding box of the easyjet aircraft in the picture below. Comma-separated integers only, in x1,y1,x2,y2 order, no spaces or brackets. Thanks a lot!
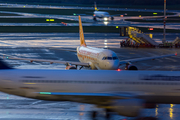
7,16,177,70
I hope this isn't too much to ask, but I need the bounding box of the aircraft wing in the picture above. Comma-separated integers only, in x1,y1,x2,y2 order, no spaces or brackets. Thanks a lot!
110,13,126,17
119,53,177,65
36,91,137,98
7,57,89,67
75,14,89,16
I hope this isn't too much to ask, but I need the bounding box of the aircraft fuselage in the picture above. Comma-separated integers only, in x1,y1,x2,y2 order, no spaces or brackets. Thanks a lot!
1,69,180,104
77,46,119,70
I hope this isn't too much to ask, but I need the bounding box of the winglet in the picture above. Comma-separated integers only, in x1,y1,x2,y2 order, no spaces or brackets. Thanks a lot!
79,15,86,47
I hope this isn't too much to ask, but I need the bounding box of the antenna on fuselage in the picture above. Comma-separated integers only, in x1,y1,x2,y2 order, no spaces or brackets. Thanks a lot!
78,15,86,47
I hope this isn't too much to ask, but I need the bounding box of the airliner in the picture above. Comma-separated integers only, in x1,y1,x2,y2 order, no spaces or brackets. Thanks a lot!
7,16,177,70
93,2,114,21
0,59,180,119
92,2,127,21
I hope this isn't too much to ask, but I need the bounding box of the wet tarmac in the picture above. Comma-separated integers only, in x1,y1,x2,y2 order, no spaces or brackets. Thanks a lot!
0,33,178,48
0,6,179,29
0,3,179,120
0,32,178,70
0,33,178,120
1,3,180,13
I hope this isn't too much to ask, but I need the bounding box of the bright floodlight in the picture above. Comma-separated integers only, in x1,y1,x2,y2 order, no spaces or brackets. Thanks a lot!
104,17,108,21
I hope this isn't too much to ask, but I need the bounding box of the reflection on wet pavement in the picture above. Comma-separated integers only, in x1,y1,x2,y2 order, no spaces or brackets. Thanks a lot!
0,33,179,120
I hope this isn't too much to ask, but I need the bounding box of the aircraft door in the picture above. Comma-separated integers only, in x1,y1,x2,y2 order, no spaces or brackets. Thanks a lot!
97,53,106,69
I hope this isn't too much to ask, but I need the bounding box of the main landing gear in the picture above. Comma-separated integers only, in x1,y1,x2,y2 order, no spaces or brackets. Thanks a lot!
90,111,158,120
90,109,111,120
91,111,97,119
135,117,158,120
111,17,114,20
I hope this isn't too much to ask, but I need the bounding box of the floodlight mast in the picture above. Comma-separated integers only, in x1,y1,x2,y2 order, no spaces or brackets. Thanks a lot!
162,0,166,43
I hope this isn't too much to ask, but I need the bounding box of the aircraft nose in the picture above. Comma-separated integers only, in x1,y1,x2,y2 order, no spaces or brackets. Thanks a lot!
107,60,119,70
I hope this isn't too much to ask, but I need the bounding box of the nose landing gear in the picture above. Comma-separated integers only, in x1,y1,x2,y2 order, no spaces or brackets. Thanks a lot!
135,117,158,120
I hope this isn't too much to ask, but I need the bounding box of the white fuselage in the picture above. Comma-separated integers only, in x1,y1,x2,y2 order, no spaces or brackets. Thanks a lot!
94,11,110,18
1,69,180,104
76,46,119,70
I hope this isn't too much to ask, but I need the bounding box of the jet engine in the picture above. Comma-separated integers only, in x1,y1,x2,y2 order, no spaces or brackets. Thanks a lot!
111,99,143,117
111,17,114,20
65,65,77,70
125,64,138,70
144,102,156,108
93,17,97,21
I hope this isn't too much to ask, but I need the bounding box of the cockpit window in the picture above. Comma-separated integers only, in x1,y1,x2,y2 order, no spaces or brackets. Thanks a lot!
102,57,118,60
102,57,107,60
113,57,118,60
107,57,112,60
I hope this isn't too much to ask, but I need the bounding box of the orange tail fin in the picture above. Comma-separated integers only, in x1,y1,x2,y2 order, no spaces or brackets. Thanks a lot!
79,15,86,47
